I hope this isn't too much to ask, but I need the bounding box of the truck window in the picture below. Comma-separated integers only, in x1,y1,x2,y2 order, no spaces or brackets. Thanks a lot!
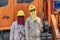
0,0,8,7
17,0,34,3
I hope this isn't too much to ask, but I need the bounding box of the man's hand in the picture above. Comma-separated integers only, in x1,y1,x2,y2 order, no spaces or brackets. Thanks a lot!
18,30,24,35
18,30,21,33
40,29,43,32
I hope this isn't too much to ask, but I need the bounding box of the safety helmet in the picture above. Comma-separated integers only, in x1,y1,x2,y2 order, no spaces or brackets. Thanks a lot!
29,5,36,11
17,10,25,16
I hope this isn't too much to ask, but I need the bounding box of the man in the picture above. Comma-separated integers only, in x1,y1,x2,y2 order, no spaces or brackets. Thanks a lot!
10,10,25,40
25,5,43,40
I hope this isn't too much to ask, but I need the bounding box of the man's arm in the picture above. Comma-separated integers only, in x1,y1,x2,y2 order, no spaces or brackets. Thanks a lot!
39,19,43,32
10,23,15,40
25,20,29,40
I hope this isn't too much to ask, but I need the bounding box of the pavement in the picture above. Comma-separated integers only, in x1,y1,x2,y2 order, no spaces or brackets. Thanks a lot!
0,30,60,40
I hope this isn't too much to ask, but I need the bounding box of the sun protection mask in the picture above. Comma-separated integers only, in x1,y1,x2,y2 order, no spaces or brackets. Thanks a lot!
17,16,25,25
30,10,37,22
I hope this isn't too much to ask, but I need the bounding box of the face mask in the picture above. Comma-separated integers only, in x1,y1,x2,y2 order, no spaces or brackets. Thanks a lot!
30,11,37,21
17,16,25,25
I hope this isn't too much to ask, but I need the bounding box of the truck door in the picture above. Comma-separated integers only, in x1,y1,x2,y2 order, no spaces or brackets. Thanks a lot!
0,0,14,28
